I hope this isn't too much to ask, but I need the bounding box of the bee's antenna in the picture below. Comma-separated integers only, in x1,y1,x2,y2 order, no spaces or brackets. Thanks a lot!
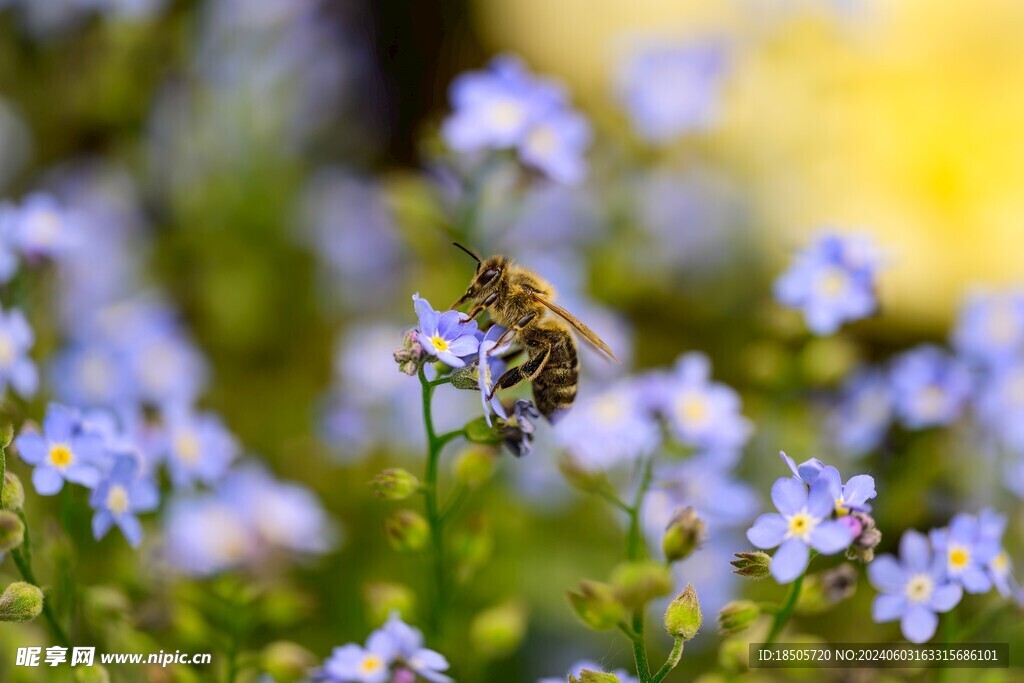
452,242,481,265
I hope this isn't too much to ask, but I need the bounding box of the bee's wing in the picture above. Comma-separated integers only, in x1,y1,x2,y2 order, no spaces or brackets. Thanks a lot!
528,291,619,362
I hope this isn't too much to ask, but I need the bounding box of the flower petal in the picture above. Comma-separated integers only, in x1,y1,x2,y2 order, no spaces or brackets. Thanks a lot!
960,566,993,594
65,463,101,488
901,603,938,643
868,555,907,593
117,515,144,547
900,530,932,573
32,466,64,495
770,537,810,584
779,450,799,478
810,520,854,554
771,477,808,516
92,510,114,540
43,404,75,441
817,466,843,499
872,594,906,623
747,513,787,549
929,583,963,612
14,433,47,465
841,474,876,506
806,478,834,519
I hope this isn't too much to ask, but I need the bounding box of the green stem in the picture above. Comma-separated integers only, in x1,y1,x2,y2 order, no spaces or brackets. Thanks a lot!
625,458,654,682
765,573,805,645
10,516,71,648
0,440,5,506
419,365,449,637
651,638,685,683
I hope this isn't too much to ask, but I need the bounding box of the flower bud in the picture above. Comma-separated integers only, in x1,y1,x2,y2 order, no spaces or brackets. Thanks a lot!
384,509,429,552
0,581,43,622
558,455,609,493
464,416,503,446
2,472,24,510
260,641,317,683
717,600,759,635
664,584,701,641
610,561,673,608
798,565,857,614
452,515,492,582
453,446,497,489
567,580,627,631
731,551,771,579
448,365,479,390
570,671,620,683
844,511,882,563
369,469,420,500
363,582,416,625
0,510,24,552
394,330,426,376
469,601,526,660
74,666,111,683
662,507,705,563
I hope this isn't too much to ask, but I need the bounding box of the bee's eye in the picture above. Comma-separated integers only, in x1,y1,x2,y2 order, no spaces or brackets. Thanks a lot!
478,268,499,286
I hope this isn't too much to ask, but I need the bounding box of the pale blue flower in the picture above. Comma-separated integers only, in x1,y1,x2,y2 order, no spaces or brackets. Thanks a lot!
442,55,590,183
828,368,892,457
615,41,726,143
554,378,660,472
652,352,752,456
442,55,563,153
0,306,37,398
930,512,1000,594
15,403,103,495
974,509,1021,600
889,345,972,429
869,530,963,643
650,456,759,531
0,192,82,259
160,406,238,488
50,341,133,409
952,291,1024,367
321,637,396,683
89,454,159,547
774,232,881,335
747,477,854,583
974,361,1024,453
370,613,452,683
413,294,479,368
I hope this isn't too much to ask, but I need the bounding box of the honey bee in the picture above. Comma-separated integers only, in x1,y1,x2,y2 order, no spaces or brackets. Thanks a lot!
450,243,617,422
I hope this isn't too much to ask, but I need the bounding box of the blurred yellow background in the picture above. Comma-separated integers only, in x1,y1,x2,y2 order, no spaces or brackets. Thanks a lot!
474,0,1024,327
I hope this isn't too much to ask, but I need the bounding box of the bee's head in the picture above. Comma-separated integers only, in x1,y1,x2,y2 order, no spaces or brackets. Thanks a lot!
450,244,508,309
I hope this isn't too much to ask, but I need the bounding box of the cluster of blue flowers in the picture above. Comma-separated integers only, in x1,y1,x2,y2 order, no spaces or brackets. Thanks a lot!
314,613,451,683
0,186,336,568
869,509,1020,642
442,55,592,184
747,452,877,582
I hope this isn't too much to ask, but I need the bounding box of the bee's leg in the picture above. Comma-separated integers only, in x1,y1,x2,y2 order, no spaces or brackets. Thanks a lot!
487,343,550,399
491,312,536,347
459,293,499,323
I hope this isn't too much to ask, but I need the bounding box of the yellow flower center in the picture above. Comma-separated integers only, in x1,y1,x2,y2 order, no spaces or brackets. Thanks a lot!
992,551,1009,574
28,209,61,246
488,99,525,132
0,334,15,368
915,385,946,418
593,393,627,423
817,266,850,298
430,335,449,353
174,431,201,464
986,304,1018,344
526,125,557,155
786,511,817,541
675,393,709,427
359,654,384,674
905,573,934,603
834,497,850,516
48,445,74,469
948,545,971,571
106,485,130,515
